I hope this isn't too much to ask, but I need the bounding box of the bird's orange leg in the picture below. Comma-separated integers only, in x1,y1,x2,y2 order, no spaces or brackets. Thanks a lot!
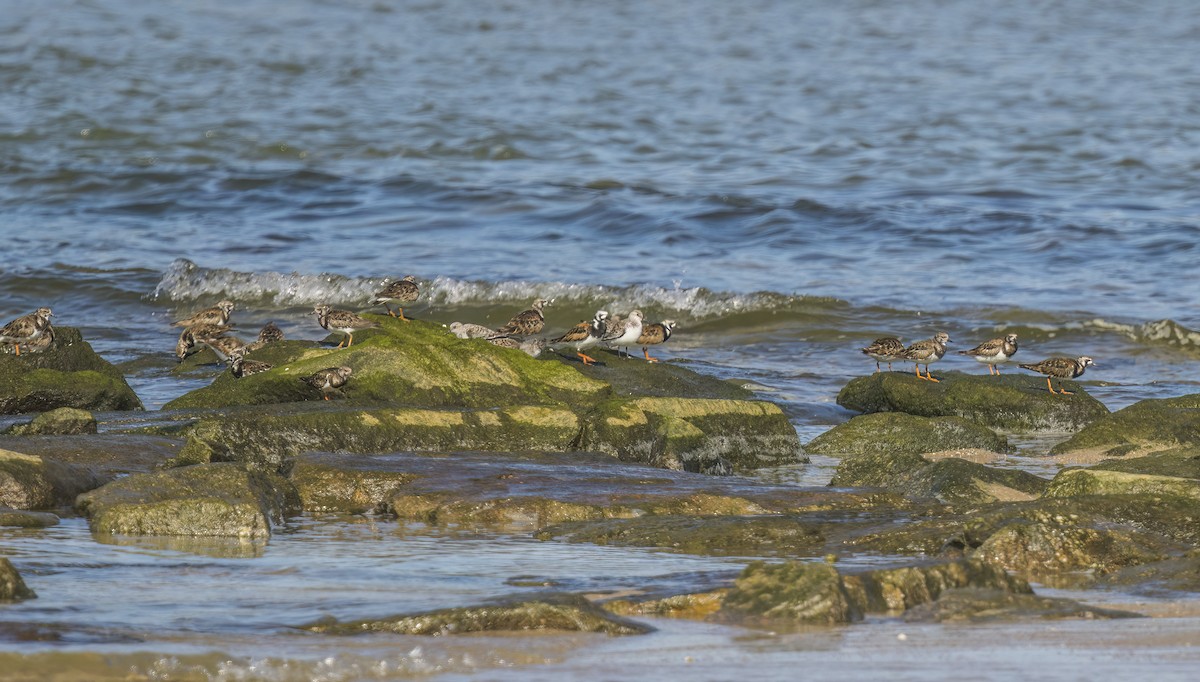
13,344,20,357
323,394,330,401
914,364,925,380
397,308,410,322
643,347,659,363
1045,377,1059,394
578,352,596,366
346,333,354,347
924,366,940,382
1058,383,1075,396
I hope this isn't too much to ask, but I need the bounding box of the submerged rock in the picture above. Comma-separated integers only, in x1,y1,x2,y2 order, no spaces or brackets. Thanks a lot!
0,448,105,510
4,407,98,436
805,412,1008,458
290,452,418,514
0,508,59,528
901,588,1140,623
829,451,1048,505
539,514,830,556
836,371,1108,431
1088,447,1200,480
0,327,142,415
76,463,300,538
1051,394,1200,457
302,592,652,636
0,558,36,601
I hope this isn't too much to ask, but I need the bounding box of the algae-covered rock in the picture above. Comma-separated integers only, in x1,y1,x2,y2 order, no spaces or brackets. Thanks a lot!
805,412,1008,458
1044,469,1200,501
0,448,105,509
842,558,1031,613
836,371,1108,431
164,321,610,410
302,592,652,636
4,407,98,436
974,521,1169,577
829,451,1048,505
1051,394,1200,457
1089,447,1200,480
0,558,36,601
538,515,829,556
0,508,59,528
901,588,1140,622
1099,554,1200,595
581,397,803,474
76,463,299,538
720,560,861,625
603,590,728,620
0,327,142,414
290,452,418,514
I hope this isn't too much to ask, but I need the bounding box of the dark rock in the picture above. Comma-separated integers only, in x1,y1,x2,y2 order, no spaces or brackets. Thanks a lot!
842,558,1031,613
0,327,143,414
720,560,860,625
829,451,1048,505
0,557,36,601
1089,447,1200,480
538,515,830,556
0,508,59,528
1051,394,1200,457
901,588,1141,622
836,370,1108,431
0,448,105,510
1044,469,1200,501
301,592,652,636
975,521,1170,577
290,452,418,514
805,412,1008,458
5,407,98,436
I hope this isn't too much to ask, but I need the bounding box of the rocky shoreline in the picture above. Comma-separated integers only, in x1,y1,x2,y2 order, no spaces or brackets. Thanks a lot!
2,317,1199,633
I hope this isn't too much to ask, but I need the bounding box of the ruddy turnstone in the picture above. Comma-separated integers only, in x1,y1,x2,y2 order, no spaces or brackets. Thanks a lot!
201,334,247,363
1018,356,1094,395
227,347,273,378
0,307,54,357
176,323,236,361
636,319,675,363
370,275,420,320
172,300,234,328
22,321,55,354
449,322,496,339
549,310,608,365
602,310,644,359
489,336,547,357
300,365,353,400
492,298,551,338
312,304,380,348
246,322,285,352
958,333,1019,375
903,331,951,382
860,336,905,373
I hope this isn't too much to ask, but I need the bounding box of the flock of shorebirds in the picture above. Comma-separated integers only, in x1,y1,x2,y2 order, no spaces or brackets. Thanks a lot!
861,331,1095,396
0,281,1094,401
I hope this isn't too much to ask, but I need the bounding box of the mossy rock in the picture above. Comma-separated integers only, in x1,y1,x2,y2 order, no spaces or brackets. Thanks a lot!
1050,394,1200,457
901,588,1140,622
1088,447,1200,479
538,514,830,556
0,558,36,601
805,412,1008,458
829,451,1048,505
581,397,803,474
75,463,300,538
720,560,860,625
604,590,728,620
1044,468,1200,501
290,452,418,514
974,521,1170,577
0,509,59,528
0,448,106,510
0,327,142,414
164,320,610,410
1098,554,1200,595
842,558,1032,614
301,592,652,636
836,371,1108,432
4,407,97,436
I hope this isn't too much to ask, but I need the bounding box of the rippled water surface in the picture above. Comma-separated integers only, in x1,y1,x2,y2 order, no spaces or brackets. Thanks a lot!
2,0,1200,677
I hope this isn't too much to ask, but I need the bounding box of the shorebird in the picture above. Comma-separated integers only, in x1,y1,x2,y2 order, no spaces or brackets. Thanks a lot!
636,319,675,363
300,365,353,400
172,300,234,328
958,333,1019,375
227,347,273,378
488,336,547,357
602,310,644,359
370,275,420,320
549,310,608,365
492,298,551,338
0,307,53,357
903,331,951,382
449,322,496,339
860,336,905,373
312,304,379,348
1019,356,1094,395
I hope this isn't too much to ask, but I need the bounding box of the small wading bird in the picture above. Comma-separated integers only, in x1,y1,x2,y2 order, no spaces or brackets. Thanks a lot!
1019,356,1094,395
491,298,551,338
636,319,676,363
958,333,1019,375
549,310,608,366
312,304,379,348
0,307,54,356
172,300,234,328
903,331,951,382
227,347,273,378
300,365,353,400
448,321,496,339
860,336,905,373
602,310,644,359
370,275,420,321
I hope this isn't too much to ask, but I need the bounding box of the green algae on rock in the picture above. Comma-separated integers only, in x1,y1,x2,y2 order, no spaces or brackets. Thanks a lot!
829,451,1048,505
1088,447,1200,480
900,588,1140,623
538,514,830,556
4,407,98,436
0,448,105,510
1044,468,1200,501
0,558,36,602
836,370,1108,431
76,463,300,538
0,327,143,415
805,412,1008,458
1050,393,1200,457
302,592,652,636
290,452,418,514
0,509,59,528
975,521,1170,578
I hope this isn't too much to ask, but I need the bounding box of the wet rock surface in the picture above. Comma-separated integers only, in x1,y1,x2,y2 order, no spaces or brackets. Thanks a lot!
805,412,1009,458
0,327,143,415
3,407,97,436
1051,394,1200,457
829,451,1048,505
0,558,36,602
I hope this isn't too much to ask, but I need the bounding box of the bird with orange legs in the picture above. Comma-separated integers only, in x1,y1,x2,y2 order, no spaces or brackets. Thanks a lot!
903,331,951,382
